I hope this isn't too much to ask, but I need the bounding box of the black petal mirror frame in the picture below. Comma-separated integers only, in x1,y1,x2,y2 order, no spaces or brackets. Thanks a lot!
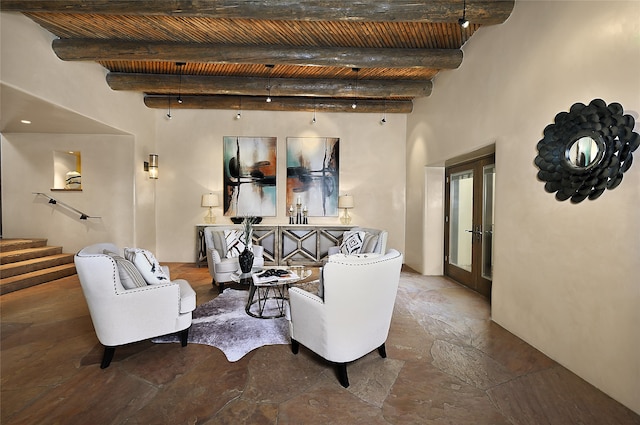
535,99,639,203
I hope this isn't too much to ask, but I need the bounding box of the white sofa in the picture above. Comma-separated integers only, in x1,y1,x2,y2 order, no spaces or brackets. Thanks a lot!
203,225,264,292
288,249,403,387
74,243,196,368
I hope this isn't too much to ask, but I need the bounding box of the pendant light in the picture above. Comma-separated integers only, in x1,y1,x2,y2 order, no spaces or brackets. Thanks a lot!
176,62,185,104
265,64,274,103
351,68,360,109
459,0,470,28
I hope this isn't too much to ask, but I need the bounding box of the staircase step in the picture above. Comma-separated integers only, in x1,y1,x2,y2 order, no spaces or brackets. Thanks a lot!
0,253,75,278
0,238,48,252
0,246,63,265
0,263,77,295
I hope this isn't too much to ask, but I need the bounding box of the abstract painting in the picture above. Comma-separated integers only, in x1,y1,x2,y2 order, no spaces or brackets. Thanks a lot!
286,137,340,217
223,136,277,217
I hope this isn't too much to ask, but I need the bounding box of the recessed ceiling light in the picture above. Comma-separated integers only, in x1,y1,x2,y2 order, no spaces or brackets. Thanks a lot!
21,119,32,124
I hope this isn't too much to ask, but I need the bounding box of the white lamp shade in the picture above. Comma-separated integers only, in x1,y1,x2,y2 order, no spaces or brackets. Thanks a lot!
201,193,219,207
338,195,354,209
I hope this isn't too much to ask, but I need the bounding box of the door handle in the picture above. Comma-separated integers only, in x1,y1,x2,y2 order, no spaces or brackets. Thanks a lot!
465,227,483,242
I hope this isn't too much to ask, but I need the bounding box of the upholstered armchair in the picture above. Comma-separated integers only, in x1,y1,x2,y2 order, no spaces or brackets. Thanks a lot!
288,249,403,387
74,243,196,368
203,225,265,292
327,227,388,256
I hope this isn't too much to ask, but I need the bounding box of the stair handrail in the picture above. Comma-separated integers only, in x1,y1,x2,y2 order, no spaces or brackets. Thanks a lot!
32,192,101,220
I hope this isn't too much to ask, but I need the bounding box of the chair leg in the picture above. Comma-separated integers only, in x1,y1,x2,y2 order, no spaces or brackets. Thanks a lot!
291,339,300,354
378,343,387,358
337,363,349,388
101,346,115,369
180,326,190,347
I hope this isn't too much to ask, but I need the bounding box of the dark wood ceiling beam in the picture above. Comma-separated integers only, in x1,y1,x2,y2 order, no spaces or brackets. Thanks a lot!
107,72,432,98
53,39,463,70
144,95,413,114
2,1,515,25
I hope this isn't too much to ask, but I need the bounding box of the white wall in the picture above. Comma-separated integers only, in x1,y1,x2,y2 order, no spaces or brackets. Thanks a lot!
2,134,136,252
407,0,640,413
154,108,407,262
0,12,157,251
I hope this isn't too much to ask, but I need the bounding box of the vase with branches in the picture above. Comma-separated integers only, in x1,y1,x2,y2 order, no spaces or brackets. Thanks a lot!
238,216,256,273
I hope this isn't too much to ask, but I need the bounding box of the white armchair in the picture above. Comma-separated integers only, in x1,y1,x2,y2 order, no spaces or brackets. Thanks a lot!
74,243,196,368
203,226,264,292
327,227,388,256
288,249,403,387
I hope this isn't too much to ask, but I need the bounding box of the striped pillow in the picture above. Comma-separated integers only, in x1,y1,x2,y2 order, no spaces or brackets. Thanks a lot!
104,250,147,289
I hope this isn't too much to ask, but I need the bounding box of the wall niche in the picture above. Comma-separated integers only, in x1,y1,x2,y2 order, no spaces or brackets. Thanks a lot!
52,150,82,191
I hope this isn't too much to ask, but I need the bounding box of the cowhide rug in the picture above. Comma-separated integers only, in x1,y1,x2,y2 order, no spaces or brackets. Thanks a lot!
153,289,290,361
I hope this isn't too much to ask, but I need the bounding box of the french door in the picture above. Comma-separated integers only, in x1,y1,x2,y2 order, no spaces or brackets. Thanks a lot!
444,154,495,298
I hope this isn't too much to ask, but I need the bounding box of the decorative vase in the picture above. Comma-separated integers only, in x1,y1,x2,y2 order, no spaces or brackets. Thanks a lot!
238,248,254,273
65,171,82,189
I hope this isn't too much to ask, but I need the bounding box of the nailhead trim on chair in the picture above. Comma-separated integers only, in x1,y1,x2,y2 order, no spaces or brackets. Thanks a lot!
78,252,182,311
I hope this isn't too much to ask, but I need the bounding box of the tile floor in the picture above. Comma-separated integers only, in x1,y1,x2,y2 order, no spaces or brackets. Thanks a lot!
1,263,638,424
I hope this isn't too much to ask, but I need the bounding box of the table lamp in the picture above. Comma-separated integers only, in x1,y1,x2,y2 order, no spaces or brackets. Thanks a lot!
201,193,219,224
338,194,354,224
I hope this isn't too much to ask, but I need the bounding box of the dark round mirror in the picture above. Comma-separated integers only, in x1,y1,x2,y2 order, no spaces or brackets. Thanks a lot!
564,132,605,171
535,99,639,203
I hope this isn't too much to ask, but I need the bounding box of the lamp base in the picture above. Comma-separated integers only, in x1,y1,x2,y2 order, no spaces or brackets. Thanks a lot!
204,209,216,224
340,209,352,224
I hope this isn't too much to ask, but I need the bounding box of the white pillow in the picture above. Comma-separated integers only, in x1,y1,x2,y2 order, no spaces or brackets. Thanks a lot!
224,229,246,258
339,231,366,254
103,250,147,289
123,248,170,285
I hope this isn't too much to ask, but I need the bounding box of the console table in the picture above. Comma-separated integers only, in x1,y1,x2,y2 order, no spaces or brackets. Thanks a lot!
196,224,355,267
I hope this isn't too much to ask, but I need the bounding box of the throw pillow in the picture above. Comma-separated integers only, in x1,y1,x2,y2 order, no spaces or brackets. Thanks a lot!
361,232,380,253
224,229,246,258
339,231,366,254
103,250,147,289
123,248,170,285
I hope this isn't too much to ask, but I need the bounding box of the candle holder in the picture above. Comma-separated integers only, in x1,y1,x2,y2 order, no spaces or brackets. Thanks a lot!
296,198,303,224
289,205,295,224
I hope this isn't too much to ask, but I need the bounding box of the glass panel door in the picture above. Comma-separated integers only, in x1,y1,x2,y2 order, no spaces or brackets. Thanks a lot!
449,170,474,272
482,164,495,280
444,154,495,299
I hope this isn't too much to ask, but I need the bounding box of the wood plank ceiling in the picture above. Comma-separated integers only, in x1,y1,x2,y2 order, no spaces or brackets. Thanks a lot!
1,1,515,113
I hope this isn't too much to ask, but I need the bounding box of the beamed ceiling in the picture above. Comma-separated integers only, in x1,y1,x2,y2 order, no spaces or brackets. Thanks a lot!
1,1,515,113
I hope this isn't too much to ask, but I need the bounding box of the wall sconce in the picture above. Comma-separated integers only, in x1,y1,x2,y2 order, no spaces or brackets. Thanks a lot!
144,154,159,179
201,192,219,223
338,194,354,224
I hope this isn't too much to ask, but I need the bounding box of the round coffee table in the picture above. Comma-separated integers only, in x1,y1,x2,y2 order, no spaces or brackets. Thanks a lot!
243,268,313,319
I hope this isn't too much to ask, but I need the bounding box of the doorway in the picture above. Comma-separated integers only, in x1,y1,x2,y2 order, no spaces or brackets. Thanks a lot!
444,154,495,298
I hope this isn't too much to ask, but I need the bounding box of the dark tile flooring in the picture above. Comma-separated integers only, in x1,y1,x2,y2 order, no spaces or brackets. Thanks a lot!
1,263,638,424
